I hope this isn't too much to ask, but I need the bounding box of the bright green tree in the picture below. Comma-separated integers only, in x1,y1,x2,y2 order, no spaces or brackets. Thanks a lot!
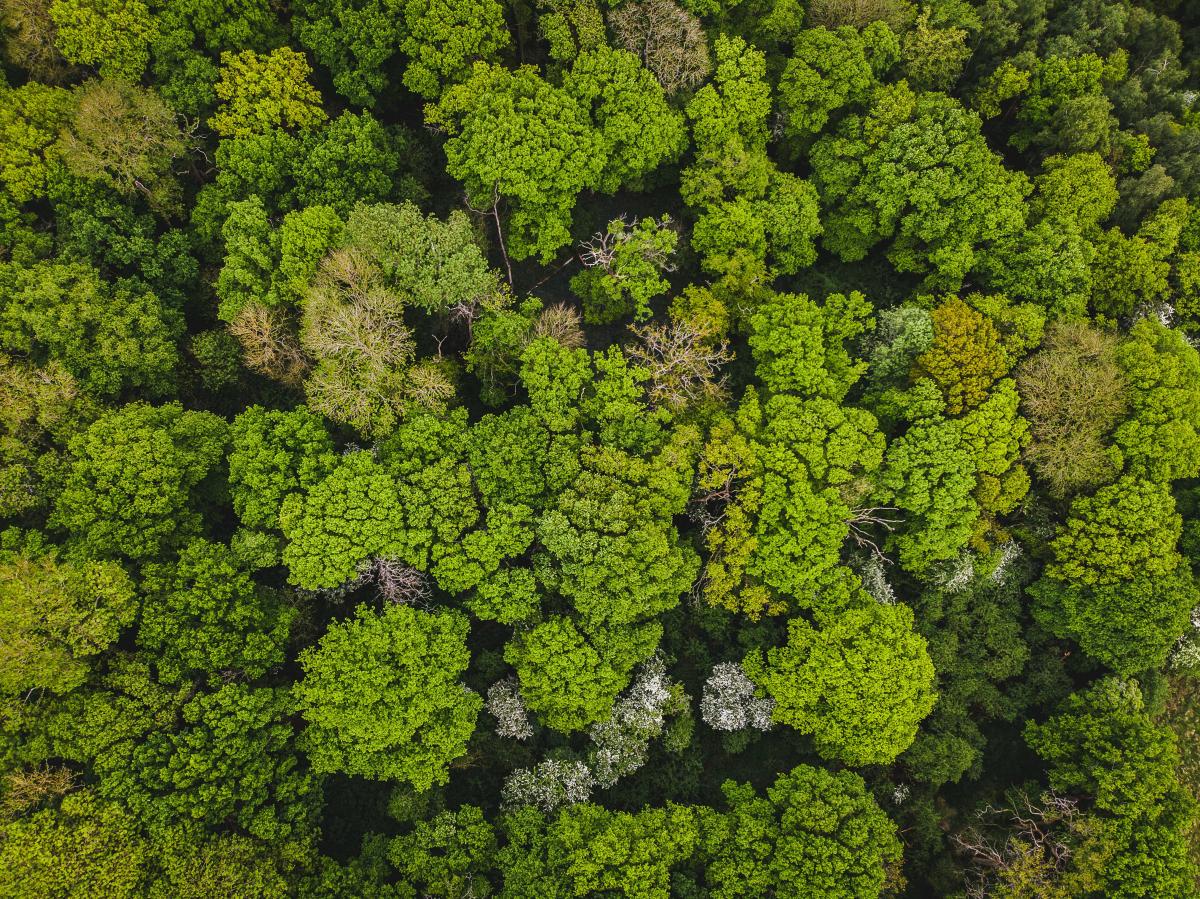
0,537,136,695
428,63,603,262
294,604,481,788
208,47,327,138
1,261,183,398
279,450,406,589
746,601,937,766
138,538,295,683
504,615,626,733
563,46,687,193
399,0,510,99
228,405,337,532
811,81,1029,287
498,802,699,898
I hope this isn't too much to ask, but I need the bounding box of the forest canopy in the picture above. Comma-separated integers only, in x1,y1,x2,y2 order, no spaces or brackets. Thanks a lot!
4,0,1200,896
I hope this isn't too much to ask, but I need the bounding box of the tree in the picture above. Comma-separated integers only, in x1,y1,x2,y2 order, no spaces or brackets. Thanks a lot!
51,667,318,842
563,46,687,194
50,402,227,560
1,0,73,81
497,802,699,898
208,47,327,138
504,616,627,733
138,538,295,683
876,416,979,573
1,261,183,399
228,405,337,532
777,26,876,139
298,245,452,436
1015,321,1127,497
698,765,902,898
0,80,74,205
914,297,1009,415
1020,679,1198,898
1031,475,1195,673
56,78,193,210
681,35,822,282
337,201,499,314
279,450,407,590
388,805,496,896
1113,316,1200,482
747,290,873,401
1044,475,1181,588
810,81,1029,288
399,0,509,99
607,0,709,96
900,6,970,91
48,0,157,79
428,63,603,262
0,789,149,897
294,604,481,789
293,0,405,106
0,537,136,695
571,215,677,324
536,439,700,629
746,601,936,766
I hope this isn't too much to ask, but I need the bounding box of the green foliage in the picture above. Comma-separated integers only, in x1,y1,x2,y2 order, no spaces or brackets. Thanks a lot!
209,47,327,138
747,290,873,401
48,660,317,842
498,802,699,898
683,35,822,282
400,0,509,99
1,260,183,398
1033,475,1195,673
563,46,687,194
877,416,978,573
0,538,136,694
338,201,498,314
0,789,149,897
1113,317,1200,482
1024,679,1198,898
295,604,480,788
811,81,1029,288
138,538,294,682
280,450,405,589
389,805,495,895
505,615,627,733
429,64,602,262
49,0,157,79
778,26,877,139
0,81,73,205
747,601,937,765
229,405,337,531
51,402,227,560
293,0,404,106
571,215,678,324
698,765,902,897
57,78,193,211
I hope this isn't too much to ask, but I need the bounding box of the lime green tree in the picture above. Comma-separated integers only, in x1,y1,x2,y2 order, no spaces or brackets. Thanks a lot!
294,605,481,789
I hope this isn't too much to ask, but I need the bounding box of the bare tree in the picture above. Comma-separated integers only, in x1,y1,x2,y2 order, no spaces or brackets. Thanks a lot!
359,557,433,606
626,319,731,413
1,765,76,818
845,506,902,563
952,791,1082,899
229,303,309,387
531,303,586,349
608,0,710,95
